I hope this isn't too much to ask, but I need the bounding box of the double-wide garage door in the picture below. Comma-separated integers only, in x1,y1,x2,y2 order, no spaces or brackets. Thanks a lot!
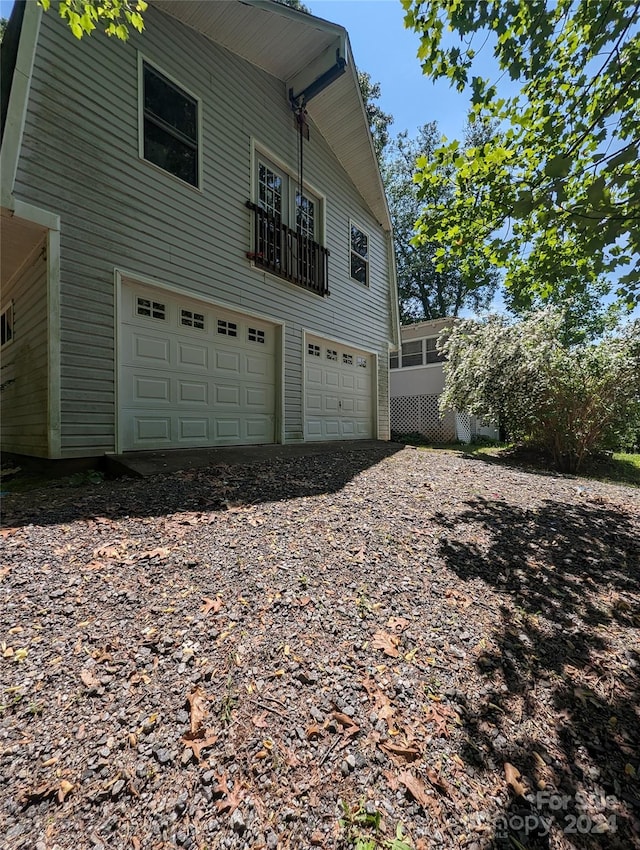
305,334,374,440
119,284,276,451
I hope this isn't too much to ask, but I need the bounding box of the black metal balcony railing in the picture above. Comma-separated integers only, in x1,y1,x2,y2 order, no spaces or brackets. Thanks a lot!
246,201,330,297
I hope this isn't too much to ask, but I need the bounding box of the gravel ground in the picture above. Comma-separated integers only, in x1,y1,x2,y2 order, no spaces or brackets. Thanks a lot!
1,444,639,850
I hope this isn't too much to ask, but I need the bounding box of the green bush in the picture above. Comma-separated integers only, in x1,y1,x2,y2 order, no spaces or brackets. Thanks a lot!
439,310,640,473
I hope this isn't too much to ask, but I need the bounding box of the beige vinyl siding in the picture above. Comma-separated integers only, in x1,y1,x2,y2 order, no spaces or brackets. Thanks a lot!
13,6,393,453
0,242,49,456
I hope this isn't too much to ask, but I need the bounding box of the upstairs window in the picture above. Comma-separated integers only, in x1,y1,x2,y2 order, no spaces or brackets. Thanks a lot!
141,59,200,187
425,337,445,364
393,336,445,368
401,340,423,367
350,222,369,286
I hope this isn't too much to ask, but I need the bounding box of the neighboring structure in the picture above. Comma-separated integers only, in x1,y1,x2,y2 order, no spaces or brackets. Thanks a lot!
0,0,400,459
390,318,498,442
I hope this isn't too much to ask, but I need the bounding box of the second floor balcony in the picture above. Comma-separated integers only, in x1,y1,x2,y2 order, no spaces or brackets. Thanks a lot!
246,201,330,297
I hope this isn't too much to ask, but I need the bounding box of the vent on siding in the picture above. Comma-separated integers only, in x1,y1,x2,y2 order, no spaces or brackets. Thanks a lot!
217,320,237,337
248,327,265,344
137,297,166,320
181,309,205,329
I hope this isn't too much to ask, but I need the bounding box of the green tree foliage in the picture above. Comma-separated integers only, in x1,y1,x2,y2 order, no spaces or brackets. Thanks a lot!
275,0,311,12
38,0,147,40
403,0,640,305
358,71,393,162
383,121,499,321
439,310,640,472
0,17,7,41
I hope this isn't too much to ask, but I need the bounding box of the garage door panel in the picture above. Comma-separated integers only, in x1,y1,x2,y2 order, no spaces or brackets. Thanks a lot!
215,350,241,373
246,354,270,377
179,381,208,404
215,384,240,405
134,376,171,402
246,386,271,408
136,417,171,442
179,419,209,440
134,334,170,363
120,285,276,450
305,335,374,441
178,343,209,369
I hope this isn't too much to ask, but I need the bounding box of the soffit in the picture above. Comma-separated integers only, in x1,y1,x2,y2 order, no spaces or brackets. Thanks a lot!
153,0,390,230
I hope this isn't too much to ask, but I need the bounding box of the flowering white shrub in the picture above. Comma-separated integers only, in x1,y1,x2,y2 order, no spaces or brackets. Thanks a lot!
438,310,640,472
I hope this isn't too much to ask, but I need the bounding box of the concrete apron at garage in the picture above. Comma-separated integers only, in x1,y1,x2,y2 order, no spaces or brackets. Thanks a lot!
105,440,400,478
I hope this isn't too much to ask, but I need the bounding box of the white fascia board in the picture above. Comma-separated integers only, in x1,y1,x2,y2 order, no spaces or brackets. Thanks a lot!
0,2,42,209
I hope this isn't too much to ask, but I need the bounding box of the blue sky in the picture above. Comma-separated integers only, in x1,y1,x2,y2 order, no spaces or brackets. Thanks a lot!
307,0,473,142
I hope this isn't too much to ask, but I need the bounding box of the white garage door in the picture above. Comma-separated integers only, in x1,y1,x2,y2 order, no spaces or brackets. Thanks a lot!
305,334,374,440
119,284,277,450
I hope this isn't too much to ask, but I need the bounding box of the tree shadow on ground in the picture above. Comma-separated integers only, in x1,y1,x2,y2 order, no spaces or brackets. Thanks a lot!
1,443,404,529
455,445,640,488
433,496,640,849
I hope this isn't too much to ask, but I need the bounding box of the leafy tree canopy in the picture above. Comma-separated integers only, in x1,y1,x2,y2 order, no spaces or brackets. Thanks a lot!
403,0,640,305
38,0,147,40
383,120,499,321
357,71,394,163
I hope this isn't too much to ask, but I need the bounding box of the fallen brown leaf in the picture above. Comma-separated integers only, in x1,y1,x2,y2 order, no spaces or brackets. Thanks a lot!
425,766,452,798
140,547,170,561
372,630,400,658
424,702,458,738
57,780,74,803
380,740,421,764
362,676,395,721
186,686,210,735
332,711,360,736
213,773,243,814
398,770,440,815
182,730,217,761
504,762,526,797
80,669,100,690
387,616,410,633
201,597,223,617
251,712,268,728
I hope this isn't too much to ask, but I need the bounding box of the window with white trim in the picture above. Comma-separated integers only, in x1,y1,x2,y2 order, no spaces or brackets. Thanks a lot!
350,222,369,286
425,337,445,364
137,297,166,320
308,343,321,357
181,309,205,330
1,302,14,348
217,320,237,337
326,349,338,361
342,353,353,366
392,336,445,368
357,356,368,368
248,327,265,344
256,154,322,242
401,340,423,367
141,59,200,187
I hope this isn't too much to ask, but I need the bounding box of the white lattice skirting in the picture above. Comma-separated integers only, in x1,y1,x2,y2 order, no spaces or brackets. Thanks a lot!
390,394,458,442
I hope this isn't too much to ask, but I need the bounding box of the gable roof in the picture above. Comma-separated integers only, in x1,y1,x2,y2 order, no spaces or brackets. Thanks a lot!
156,0,391,231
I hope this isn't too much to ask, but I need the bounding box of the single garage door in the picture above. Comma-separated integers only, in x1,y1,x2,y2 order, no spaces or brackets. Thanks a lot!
119,284,277,450
305,334,374,440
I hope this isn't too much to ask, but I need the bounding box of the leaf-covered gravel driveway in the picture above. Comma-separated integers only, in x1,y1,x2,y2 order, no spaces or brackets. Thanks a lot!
1,444,639,850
